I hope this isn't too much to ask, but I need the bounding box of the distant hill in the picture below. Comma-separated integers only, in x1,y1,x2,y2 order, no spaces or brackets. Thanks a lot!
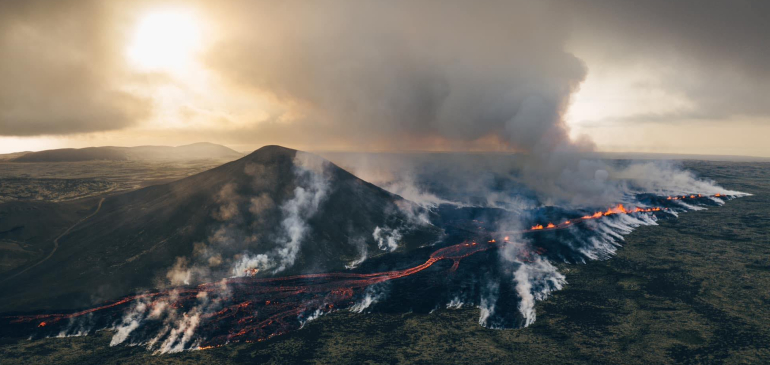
9,142,243,162
584,151,770,162
0,151,31,161
0,146,440,312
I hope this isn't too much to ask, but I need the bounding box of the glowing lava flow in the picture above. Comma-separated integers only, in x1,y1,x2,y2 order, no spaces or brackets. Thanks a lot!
3,194,724,349
5,240,503,348
524,194,723,232
526,204,663,232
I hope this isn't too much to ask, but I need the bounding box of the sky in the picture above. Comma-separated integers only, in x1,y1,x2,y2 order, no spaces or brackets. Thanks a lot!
1,0,768,157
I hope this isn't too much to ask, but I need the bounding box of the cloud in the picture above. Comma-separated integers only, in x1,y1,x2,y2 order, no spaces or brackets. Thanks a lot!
568,0,770,122
1,0,768,153
0,0,151,136
572,1,770,77
206,0,586,152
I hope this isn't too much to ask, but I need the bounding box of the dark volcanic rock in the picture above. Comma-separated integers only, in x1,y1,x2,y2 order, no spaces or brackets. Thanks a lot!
0,146,439,312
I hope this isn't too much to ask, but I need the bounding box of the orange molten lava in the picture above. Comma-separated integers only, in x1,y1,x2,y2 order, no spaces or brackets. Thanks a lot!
518,194,725,235
198,345,222,351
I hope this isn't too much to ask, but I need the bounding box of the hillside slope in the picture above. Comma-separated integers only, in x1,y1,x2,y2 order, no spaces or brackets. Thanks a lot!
0,146,439,312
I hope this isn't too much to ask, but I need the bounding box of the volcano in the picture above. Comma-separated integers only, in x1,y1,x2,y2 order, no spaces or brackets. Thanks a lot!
0,146,746,352
0,146,440,313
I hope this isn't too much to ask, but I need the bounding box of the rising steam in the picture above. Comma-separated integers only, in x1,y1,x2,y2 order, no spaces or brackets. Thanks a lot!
273,152,330,272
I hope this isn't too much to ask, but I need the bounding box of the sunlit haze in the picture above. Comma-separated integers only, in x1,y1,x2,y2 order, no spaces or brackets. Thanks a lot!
0,1,768,157
127,10,203,72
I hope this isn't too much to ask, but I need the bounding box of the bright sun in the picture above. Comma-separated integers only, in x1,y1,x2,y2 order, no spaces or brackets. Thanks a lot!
127,10,202,72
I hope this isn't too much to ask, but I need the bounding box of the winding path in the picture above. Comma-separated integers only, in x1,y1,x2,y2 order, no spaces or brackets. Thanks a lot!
1,197,105,282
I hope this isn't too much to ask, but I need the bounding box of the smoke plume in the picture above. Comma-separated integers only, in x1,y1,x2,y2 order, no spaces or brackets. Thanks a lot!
209,0,587,152
273,152,330,272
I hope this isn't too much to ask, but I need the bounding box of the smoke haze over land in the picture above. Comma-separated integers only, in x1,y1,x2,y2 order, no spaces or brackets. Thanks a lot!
1,0,769,156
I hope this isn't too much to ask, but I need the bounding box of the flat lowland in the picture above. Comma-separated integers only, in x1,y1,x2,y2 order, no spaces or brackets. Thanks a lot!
0,158,235,203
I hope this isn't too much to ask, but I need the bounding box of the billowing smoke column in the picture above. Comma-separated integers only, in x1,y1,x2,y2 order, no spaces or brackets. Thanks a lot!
210,0,587,152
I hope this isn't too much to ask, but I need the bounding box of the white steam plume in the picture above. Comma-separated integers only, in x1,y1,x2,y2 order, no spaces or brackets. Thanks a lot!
110,300,148,346
108,282,231,354
350,284,389,314
274,152,330,272
512,257,566,327
478,281,500,328
373,226,402,252
345,237,368,269
228,151,330,276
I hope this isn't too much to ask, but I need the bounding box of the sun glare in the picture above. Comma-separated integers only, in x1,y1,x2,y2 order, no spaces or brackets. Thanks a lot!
127,10,202,72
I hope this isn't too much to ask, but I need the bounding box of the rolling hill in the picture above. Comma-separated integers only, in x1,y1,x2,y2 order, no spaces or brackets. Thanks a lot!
9,142,242,162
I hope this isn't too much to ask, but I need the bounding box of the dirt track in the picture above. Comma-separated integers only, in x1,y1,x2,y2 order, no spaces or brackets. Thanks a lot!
0,197,105,282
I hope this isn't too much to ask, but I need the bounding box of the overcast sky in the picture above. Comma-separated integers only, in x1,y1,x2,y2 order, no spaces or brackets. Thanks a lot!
1,0,768,157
